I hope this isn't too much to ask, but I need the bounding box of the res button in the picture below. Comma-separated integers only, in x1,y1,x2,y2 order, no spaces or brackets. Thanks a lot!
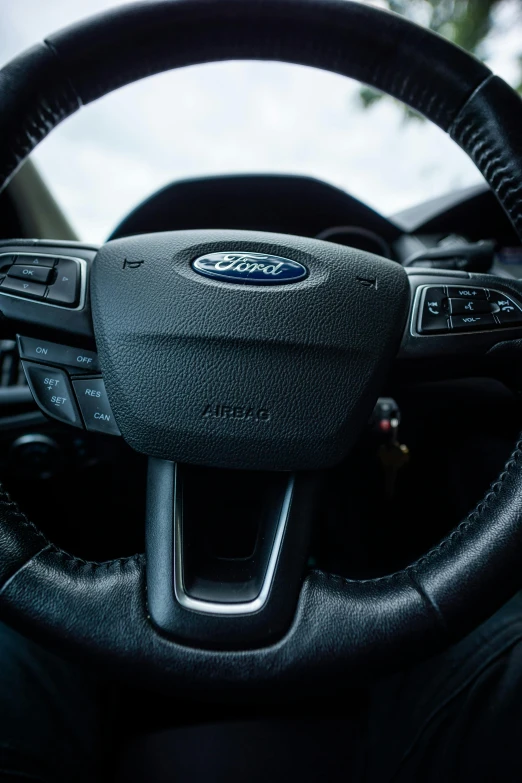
72,378,120,436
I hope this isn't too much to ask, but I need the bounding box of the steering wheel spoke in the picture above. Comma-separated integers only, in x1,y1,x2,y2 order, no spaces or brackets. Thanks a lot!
146,459,319,648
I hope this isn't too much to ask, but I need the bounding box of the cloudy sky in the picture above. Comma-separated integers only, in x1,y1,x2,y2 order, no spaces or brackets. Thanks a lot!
2,0,522,242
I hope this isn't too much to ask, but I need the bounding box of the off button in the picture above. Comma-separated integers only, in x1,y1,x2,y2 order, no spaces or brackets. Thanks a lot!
72,378,121,436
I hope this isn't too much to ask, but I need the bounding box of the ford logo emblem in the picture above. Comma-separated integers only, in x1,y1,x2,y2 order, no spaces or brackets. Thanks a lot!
192,252,308,285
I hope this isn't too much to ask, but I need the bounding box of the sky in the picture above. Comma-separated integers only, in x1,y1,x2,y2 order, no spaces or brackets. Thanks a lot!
1,0,522,242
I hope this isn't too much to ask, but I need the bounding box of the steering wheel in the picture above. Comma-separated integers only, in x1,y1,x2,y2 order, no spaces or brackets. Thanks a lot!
1,0,522,694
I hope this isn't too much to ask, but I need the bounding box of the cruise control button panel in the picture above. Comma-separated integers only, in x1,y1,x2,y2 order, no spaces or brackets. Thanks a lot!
22,362,82,427
417,286,522,334
0,253,82,308
72,378,121,436
19,337,120,436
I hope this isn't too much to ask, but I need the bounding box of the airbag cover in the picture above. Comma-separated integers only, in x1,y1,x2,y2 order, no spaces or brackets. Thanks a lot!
91,230,409,470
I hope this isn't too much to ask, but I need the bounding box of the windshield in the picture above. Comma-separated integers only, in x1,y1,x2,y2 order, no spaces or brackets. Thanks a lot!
2,0,522,242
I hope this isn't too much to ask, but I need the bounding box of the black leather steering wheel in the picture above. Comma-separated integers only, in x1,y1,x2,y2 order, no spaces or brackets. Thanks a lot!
1,0,522,694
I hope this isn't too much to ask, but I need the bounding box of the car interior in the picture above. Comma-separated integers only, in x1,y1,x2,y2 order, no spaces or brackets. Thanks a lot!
1,0,522,780
1,170,520,578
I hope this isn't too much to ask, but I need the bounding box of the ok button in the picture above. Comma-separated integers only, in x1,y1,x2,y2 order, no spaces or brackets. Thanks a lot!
8,265,52,284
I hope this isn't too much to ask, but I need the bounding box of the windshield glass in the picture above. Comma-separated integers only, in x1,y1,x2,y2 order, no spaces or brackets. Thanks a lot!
2,0,522,242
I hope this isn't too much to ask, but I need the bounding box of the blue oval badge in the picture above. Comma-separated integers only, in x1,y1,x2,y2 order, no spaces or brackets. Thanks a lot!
192,252,307,285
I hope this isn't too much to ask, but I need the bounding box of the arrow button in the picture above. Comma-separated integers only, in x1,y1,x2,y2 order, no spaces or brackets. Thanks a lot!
0,276,47,300
45,258,80,307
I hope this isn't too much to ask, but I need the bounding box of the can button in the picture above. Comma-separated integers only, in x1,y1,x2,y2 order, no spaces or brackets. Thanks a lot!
72,378,120,436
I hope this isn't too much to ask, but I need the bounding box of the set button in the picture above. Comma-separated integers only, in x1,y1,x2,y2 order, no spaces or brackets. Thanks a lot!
22,362,82,427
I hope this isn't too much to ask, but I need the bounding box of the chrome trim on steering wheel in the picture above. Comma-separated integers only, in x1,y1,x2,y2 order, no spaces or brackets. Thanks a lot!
173,466,295,616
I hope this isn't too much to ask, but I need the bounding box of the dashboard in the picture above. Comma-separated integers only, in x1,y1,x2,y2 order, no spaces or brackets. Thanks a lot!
109,173,522,279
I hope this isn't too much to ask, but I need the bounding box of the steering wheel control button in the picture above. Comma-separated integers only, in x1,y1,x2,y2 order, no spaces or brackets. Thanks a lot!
418,286,450,333
450,313,497,331
445,285,488,300
14,255,56,268
17,336,100,373
447,298,492,315
22,362,82,427
7,265,53,284
72,378,121,436
45,258,80,306
488,291,522,326
0,276,47,300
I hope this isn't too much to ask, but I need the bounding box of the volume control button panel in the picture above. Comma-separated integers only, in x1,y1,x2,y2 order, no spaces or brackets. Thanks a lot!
417,285,522,334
